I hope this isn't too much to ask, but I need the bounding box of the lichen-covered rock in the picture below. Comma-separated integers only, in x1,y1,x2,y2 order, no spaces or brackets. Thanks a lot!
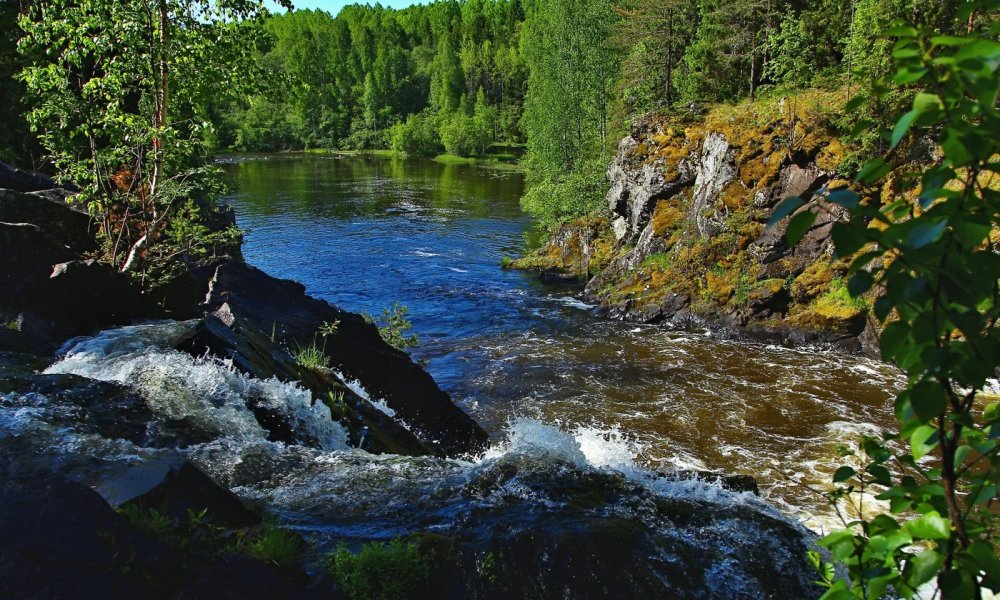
522,92,876,352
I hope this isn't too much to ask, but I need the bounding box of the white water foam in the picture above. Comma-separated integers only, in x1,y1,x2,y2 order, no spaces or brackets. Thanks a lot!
46,322,349,451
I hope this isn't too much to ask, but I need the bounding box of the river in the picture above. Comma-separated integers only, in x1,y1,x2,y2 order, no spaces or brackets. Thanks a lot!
218,152,902,532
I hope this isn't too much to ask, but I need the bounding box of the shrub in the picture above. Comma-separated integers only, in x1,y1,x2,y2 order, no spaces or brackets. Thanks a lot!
440,112,490,157
245,528,306,569
363,302,418,351
326,538,430,600
391,111,443,157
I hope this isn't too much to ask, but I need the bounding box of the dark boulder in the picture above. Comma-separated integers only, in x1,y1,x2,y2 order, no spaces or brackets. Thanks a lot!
22,259,149,331
198,261,489,456
120,460,261,529
0,222,77,302
0,161,60,193
0,187,95,254
0,457,178,600
178,553,325,600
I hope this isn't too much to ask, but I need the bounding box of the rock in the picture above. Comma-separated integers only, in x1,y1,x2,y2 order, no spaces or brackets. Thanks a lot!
22,259,149,331
0,457,178,600
0,161,60,192
178,553,323,600
414,458,818,600
178,306,438,456
198,261,489,456
0,222,77,303
687,132,737,238
120,460,261,529
605,134,694,243
0,187,95,254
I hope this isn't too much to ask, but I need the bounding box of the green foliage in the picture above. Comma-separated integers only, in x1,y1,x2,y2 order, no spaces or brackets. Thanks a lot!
17,0,283,281
775,7,1000,597
392,111,443,157
440,111,492,158
220,2,526,153
292,337,330,370
325,390,349,422
326,538,431,600
245,528,306,569
520,159,610,230
521,0,620,173
364,302,419,352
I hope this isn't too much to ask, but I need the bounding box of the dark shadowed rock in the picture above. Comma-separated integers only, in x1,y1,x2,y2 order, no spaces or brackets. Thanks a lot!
198,261,489,456
178,306,438,456
22,259,149,331
121,460,261,529
178,553,326,600
0,222,77,301
0,457,178,600
0,187,95,254
0,161,59,193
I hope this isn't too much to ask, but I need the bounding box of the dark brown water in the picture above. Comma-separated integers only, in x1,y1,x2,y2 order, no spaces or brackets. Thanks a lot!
220,152,902,531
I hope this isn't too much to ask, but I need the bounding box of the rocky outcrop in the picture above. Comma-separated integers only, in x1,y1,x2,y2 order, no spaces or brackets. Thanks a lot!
524,98,874,353
195,261,489,456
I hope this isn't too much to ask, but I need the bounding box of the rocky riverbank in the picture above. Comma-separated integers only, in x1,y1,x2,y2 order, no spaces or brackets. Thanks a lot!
511,93,879,354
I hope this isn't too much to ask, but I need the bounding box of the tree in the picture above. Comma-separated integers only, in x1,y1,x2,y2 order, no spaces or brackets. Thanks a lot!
521,0,620,173
17,0,289,276
613,0,698,107
771,5,1000,596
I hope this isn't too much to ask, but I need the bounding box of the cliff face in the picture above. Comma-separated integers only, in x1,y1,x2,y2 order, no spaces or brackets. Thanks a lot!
516,94,877,352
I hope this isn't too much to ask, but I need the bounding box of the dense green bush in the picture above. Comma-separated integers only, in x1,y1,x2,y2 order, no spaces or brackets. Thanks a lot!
327,538,430,600
391,111,443,157
440,112,491,157
773,7,1000,596
519,159,609,231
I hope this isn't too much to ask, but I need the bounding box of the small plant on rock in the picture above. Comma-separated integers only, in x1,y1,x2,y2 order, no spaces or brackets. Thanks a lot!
326,538,430,600
363,302,419,352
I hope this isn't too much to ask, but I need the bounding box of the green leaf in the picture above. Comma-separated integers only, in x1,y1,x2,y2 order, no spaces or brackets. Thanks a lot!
890,109,918,150
907,219,947,249
833,466,856,483
832,222,867,256
887,25,918,37
768,196,804,226
911,380,947,421
907,550,944,587
910,425,939,460
785,210,817,246
857,159,891,185
866,464,892,486
912,92,944,113
847,271,874,297
826,188,860,209
904,512,951,540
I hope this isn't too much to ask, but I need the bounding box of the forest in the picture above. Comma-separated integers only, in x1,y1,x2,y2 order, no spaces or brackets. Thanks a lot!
0,0,984,228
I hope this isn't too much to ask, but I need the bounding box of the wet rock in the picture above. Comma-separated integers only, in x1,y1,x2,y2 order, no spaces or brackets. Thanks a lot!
199,261,489,456
178,306,437,456
0,457,178,600
0,187,95,253
120,460,261,529
413,458,818,600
